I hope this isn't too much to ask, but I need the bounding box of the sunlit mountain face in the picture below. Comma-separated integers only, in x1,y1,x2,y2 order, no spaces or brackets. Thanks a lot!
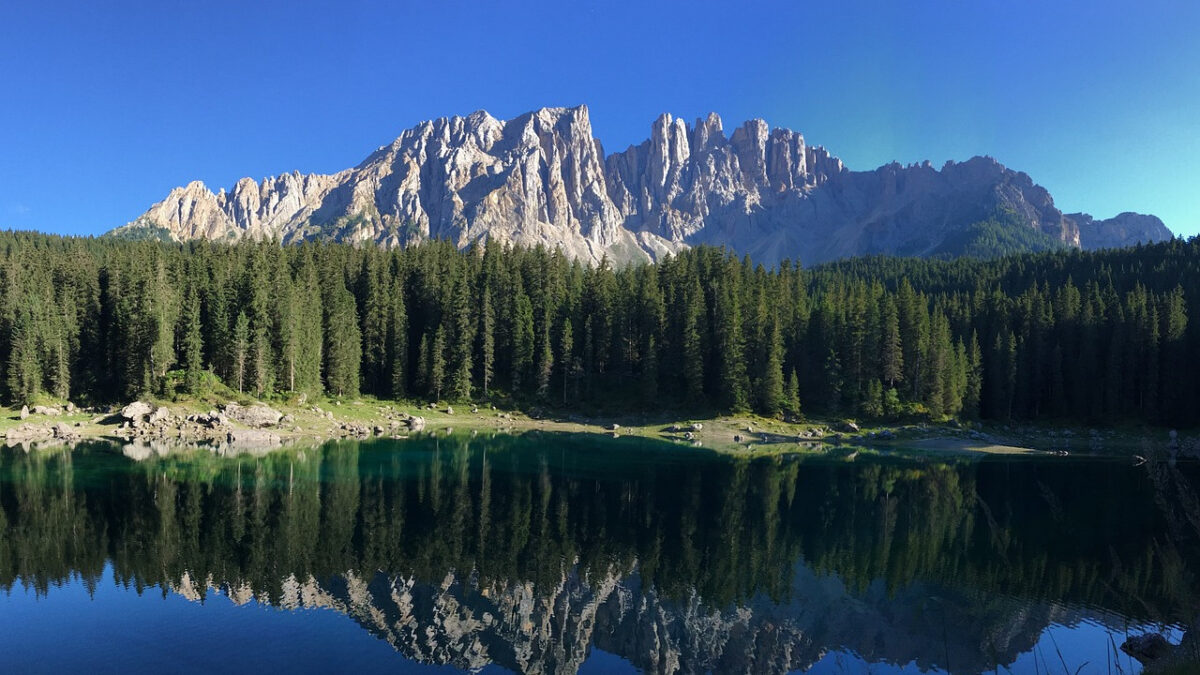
0,435,1195,674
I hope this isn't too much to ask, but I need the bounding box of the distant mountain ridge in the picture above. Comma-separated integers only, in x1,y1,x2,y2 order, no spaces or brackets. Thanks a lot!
110,106,1173,264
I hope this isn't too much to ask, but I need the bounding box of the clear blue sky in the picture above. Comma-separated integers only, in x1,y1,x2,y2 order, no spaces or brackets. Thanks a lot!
2,0,1198,237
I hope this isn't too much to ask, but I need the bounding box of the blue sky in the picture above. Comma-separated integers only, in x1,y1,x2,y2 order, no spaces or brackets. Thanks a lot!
2,0,1198,237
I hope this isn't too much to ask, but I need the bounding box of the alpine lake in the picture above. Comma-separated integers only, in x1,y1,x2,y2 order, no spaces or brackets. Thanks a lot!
0,432,1196,674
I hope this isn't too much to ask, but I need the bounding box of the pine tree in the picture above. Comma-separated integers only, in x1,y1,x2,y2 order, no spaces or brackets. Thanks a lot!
682,277,705,403
823,348,842,414
785,368,802,419
428,326,447,401
181,284,204,394
387,275,408,399
964,331,983,418
231,311,249,393
881,297,903,388
447,273,474,401
479,286,495,397
536,323,553,399
6,301,40,404
295,261,325,395
560,318,574,404
511,292,534,393
757,314,786,416
148,260,178,393
323,285,361,397
716,282,750,412
640,334,658,404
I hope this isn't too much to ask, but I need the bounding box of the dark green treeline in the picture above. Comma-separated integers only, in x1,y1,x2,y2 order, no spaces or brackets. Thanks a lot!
0,437,1194,623
1,230,1197,423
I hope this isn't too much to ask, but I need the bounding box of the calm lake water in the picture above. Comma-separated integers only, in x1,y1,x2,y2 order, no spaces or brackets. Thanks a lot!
0,434,1195,674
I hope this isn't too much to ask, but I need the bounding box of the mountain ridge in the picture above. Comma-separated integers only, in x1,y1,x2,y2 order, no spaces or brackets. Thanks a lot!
110,105,1173,264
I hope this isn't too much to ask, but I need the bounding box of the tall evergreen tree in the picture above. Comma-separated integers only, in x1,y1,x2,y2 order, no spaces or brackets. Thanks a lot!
180,284,204,394
323,285,361,397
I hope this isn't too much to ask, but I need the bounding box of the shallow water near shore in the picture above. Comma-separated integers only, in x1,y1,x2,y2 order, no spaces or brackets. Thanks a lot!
0,434,1195,674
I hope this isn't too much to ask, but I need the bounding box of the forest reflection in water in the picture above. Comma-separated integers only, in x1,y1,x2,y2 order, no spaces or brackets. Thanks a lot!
0,433,1196,674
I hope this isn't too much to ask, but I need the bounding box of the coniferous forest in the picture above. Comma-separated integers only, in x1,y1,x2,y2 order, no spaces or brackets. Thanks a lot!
1,230,1197,425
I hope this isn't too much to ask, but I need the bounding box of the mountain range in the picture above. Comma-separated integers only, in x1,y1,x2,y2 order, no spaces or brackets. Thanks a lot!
110,106,1173,265
168,563,1076,674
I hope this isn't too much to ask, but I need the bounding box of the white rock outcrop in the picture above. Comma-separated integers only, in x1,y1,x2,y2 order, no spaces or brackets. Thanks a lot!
112,106,1170,265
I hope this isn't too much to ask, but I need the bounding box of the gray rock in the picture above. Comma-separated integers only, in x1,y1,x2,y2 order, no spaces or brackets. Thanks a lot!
19,405,28,420
121,401,154,422
222,403,283,428
406,416,426,432
5,424,51,442
31,405,62,416
227,428,281,448
1069,212,1174,251
111,107,1167,268
51,423,77,440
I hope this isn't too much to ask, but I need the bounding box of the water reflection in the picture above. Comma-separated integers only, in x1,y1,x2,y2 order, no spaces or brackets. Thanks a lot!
0,434,1196,673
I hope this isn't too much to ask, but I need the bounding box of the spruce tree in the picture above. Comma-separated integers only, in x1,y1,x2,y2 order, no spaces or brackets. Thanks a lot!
388,275,408,399
757,314,786,416
323,285,361,397
429,325,447,401
231,311,249,393
682,277,705,403
511,292,534,393
785,368,802,419
479,286,495,397
181,284,204,394
560,318,574,404
881,297,903,388
716,283,750,413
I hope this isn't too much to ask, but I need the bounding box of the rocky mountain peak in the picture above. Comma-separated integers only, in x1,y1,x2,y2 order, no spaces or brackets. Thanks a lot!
111,107,1172,264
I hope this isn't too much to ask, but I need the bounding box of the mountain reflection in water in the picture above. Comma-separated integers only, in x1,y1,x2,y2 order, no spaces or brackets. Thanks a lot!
0,434,1195,674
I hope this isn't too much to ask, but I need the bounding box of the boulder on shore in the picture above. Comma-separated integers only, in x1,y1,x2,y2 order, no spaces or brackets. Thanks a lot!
121,401,155,422
51,423,77,440
222,403,284,428
5,424,52,442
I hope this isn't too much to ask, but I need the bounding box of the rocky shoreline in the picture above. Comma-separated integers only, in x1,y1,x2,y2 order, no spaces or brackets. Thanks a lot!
0,398,1192,461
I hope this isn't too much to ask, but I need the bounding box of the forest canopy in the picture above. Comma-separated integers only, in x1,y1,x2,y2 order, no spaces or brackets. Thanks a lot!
0,230,1194,425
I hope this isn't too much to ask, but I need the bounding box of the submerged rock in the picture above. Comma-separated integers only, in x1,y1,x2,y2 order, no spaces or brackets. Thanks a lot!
227,428,282,448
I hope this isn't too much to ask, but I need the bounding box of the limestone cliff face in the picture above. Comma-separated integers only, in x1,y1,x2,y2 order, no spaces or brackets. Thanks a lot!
1067,211,1174,250
112,106,1171,265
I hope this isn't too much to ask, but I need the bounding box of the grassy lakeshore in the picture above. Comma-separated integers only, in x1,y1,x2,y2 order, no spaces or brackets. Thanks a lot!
0,394,1182,459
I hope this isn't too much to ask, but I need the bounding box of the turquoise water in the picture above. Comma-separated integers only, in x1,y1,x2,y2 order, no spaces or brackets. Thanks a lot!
0,434,1194,673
